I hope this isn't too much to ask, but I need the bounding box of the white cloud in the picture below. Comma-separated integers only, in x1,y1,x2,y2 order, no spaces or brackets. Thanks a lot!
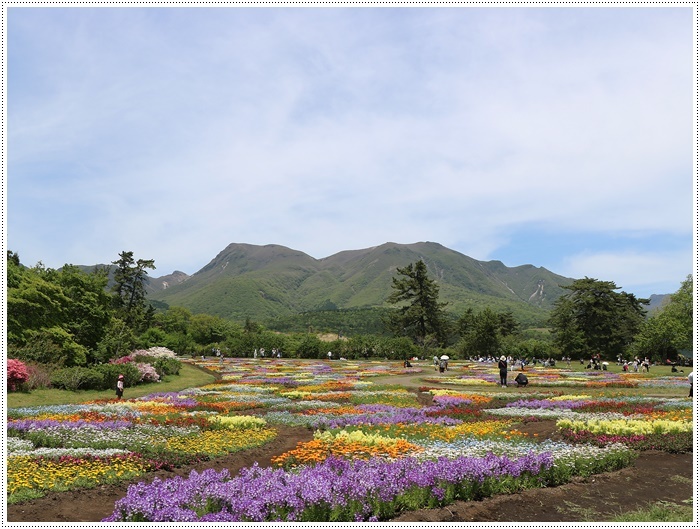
559,249,691,297
7,7,693,294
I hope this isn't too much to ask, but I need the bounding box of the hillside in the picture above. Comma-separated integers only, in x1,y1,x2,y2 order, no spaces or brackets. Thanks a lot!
146,242,575,326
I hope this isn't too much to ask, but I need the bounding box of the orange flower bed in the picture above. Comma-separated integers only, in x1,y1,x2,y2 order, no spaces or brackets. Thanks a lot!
304,392,352,402
296,381,356,392
271,438,422,468
301,406,365,416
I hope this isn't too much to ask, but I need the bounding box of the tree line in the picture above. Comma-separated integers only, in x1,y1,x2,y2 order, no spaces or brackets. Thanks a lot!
7,251,693,368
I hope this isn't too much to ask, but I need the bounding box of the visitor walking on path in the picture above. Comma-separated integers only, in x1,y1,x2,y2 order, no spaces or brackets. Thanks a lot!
498,355,508,387
688,371,693,398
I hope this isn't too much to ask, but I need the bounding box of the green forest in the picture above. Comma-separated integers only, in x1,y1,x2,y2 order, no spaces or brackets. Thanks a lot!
7,249,693,392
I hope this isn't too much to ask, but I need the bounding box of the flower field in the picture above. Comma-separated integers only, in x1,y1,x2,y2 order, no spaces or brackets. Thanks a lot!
7,357,693,522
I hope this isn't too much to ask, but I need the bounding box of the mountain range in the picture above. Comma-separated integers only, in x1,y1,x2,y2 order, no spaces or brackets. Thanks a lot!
144,241,577,325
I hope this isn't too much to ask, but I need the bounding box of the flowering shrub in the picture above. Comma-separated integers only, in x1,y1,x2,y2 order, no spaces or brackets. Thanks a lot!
8,359,30,392
135,363,160,383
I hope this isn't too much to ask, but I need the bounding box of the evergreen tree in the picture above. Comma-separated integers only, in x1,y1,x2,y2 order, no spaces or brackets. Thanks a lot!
457,308,520,358
385,260,448,349
112,251,155,331
548,277,648,360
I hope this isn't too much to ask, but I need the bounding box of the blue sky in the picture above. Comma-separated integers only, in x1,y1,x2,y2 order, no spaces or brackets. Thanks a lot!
6,7,693,298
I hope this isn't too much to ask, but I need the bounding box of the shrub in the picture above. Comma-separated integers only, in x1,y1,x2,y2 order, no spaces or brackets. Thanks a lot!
24,362,54,390
7,359,30,392
50,367,105,391
152,357,181,376
95,363,141,389
136,363,160,383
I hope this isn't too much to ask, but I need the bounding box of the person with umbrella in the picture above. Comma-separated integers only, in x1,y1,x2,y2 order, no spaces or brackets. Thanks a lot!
439,355,449,373
498,355,508,387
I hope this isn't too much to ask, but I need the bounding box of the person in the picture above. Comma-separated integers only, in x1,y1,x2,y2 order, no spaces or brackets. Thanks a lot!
498,355,508,387
116,374,124,400
688,371,693,398
433,356,439,371
438,358,447,373
514,372,528,387
327,350,332,361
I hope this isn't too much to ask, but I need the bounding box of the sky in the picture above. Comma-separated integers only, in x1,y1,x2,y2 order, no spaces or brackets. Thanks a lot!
6,6,694,299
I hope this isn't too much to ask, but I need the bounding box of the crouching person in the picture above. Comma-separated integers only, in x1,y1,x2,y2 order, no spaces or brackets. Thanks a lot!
514,372,528,387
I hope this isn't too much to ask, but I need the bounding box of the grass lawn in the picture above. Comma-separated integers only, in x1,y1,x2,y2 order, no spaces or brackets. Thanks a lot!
7,363,216,408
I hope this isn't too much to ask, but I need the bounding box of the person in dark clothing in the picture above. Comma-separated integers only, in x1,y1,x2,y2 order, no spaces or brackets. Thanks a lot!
498,355,508,387
515,372,528,387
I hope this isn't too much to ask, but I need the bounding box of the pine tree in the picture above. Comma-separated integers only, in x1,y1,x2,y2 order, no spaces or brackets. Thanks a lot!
112,251,156,332
548,277,648,360
386,260,448,349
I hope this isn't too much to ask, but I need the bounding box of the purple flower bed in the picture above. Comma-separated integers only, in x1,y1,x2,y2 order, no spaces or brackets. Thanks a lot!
8,419,132,432
432,395,474,407
310,405,461,429
136,393,199,408
104,452,554,522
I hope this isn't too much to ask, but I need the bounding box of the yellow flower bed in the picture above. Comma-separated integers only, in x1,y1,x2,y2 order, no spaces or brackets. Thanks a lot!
436,420,519,441
368,420,516,442
557,418,693,436
280,390,313,400
8,455,150,495
161,428,276,456
314,429,405,446
209,415,268,429
550,394,592,401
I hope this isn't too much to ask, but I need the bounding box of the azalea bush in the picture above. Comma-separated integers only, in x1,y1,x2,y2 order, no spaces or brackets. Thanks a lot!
7,359,30,392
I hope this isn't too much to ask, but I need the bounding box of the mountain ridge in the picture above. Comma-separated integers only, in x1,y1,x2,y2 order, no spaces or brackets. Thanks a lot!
145,241,576,324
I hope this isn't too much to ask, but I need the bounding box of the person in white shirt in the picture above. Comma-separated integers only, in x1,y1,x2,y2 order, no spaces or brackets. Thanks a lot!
688,371,693,398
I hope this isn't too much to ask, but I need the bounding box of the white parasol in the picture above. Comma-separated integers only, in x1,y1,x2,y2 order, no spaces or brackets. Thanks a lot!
440,355,450,360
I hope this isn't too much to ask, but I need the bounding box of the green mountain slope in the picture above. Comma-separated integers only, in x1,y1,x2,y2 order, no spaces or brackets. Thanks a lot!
148,241,575,326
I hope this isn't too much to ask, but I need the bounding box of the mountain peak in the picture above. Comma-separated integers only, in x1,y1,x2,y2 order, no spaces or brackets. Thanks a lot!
148,242,575,322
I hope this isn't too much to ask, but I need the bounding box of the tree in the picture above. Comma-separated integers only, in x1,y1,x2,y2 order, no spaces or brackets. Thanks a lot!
662,274,693,352
631,275,693,362
548,277,649,360
385,260,449,349
112,251,156,331
54,265,113,353
457,308,519,358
